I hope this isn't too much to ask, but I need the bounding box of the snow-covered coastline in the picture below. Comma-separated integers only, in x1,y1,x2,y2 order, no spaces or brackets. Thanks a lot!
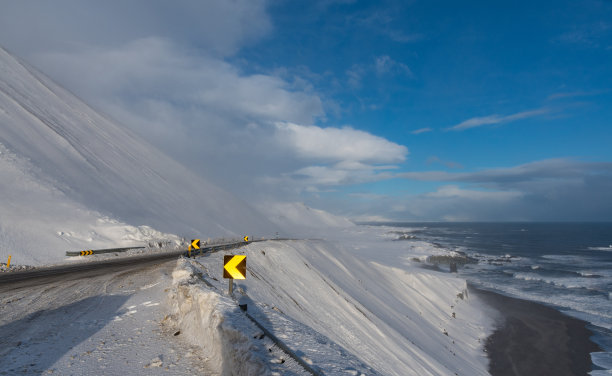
0,44,495,374
168,225,495,376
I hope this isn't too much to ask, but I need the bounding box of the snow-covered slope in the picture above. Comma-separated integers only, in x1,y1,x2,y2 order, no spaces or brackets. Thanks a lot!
0,46,276,264
0,142,181,265
184,226,494,375
258,201,354,236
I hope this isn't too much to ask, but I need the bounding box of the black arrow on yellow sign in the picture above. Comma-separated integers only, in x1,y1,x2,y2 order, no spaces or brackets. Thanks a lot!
243,236,249,242
190,239,200,250
80,250,93,256
223,255,246,279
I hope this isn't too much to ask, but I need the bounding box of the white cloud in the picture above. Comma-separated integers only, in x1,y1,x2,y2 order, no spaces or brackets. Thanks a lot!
449,108,549,131
424,185,522,201
399,158,612,185
375,55,413,77
426,156,463,169
346,56,413,90
12,33,410,202
271,122,407,187
36,38,323,126
411,127,432,134
0,0,271,58
275,122,408,163
291,164,394,186
346,64,366,89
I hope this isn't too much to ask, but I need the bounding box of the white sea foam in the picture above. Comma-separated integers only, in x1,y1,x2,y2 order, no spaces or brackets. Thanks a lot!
591,352,612,375
588,246,612,252
512,272,600,289
473,280,612,330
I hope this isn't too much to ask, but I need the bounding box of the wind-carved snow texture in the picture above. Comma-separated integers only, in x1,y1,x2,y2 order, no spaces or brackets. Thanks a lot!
187,230,495,376
0,46,276,265
258,201,355,235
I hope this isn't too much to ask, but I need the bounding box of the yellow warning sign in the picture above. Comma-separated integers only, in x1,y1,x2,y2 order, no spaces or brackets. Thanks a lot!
80,250,93,256
190,239,200,250
243,236,249,242
223,255,246,279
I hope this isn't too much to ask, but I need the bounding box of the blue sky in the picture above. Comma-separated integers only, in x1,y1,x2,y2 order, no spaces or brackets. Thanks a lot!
1,0,611,221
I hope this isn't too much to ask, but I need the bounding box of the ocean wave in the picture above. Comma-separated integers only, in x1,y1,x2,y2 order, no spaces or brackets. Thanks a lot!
519,266,603,279
588,246,612,251
471,281,612,330
579,271,603,278
512,272,602,289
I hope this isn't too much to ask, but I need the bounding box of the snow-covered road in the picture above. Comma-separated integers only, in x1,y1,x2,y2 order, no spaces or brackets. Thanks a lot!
0,258,215,375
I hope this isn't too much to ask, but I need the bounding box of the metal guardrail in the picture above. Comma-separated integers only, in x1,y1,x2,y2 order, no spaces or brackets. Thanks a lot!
186,255,324,376
65,246,146,256
244,310,325,376
182,240,250,258
65,238,290,258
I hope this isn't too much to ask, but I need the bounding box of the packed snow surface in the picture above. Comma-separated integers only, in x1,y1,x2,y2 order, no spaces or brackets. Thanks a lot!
0,260,217,375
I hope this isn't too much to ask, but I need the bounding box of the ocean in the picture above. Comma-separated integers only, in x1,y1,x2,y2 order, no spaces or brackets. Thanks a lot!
378,222,612,374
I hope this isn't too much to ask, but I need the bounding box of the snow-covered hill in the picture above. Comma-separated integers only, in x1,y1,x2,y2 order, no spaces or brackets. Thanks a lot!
0,46,277,264
258,201,354,236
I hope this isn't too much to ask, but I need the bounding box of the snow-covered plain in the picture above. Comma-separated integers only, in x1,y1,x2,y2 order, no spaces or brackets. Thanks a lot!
0,45,495,375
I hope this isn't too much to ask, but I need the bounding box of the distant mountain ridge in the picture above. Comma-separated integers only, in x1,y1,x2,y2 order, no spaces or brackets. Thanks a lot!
0,45,276,260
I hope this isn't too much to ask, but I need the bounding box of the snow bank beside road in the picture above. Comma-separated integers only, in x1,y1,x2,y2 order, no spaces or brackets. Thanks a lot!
168,258,270,376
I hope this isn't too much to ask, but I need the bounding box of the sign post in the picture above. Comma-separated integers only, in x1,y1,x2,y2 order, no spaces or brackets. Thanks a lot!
223,255,246,295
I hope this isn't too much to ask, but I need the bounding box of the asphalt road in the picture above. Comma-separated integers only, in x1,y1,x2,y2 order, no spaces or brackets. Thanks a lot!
0,250,185,293
0,239,256,291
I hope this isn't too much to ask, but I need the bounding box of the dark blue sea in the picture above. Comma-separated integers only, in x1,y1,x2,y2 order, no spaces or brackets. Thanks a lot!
378,222,612,374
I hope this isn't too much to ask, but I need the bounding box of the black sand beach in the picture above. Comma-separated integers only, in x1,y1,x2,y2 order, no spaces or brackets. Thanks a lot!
472,287,601,376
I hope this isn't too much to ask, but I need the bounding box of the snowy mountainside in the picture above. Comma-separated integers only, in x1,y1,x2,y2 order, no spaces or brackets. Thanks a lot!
0,143,180,265
0,46,277,264
258,201,354,236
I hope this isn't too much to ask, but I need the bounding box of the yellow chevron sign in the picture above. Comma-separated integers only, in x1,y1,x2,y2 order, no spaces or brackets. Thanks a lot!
243,236,249,242
223,255,246,279
80,250,93,256
190,239,200,250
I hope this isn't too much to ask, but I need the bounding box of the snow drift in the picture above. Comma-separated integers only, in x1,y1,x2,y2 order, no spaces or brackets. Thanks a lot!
169,258,270,376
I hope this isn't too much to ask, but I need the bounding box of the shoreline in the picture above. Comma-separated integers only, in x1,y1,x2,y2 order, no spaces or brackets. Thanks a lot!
471,286,602,376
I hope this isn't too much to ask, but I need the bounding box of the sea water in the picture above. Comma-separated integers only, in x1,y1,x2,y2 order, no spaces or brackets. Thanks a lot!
378,222,612,374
